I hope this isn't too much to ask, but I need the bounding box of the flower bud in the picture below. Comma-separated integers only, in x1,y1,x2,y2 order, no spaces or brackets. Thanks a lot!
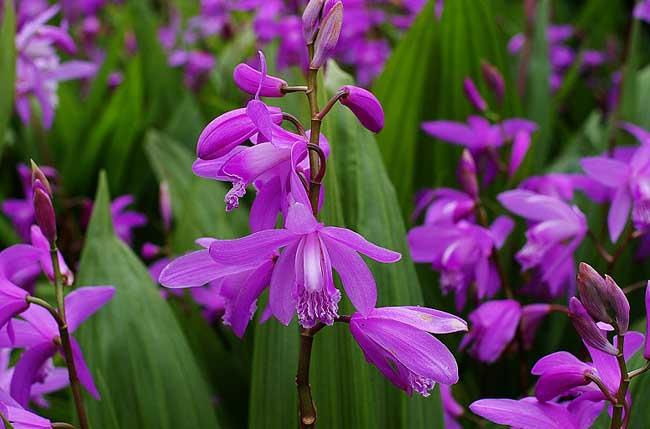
302,0,324,43
339,85,384,133
30,160,52,196
310,1,343,69
568,297,618,356
463,78,487,112
480,61,505,103
141,242,161,260
197,107,283,160
159,182,172,232
645,282,650,359
604,275,629,334
457,150,479,199
33,187,57,244
233,63,288,97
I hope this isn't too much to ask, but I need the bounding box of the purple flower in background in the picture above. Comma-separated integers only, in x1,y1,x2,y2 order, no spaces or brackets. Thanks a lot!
499,190,587,298
0,388,53,428
110,195,147,245
411,188,476,225
1,164,56,242
463,78,487,112
208,201,401,328
15,5,98,128
408,216,513,310
169,50,216,90
440,384,463,429
1,286,114,407
460,299,520,363
470,396,602,429
581,132,650,242
159,238,275,337
0,350,68,409
350,306,467,397
634,0,650,22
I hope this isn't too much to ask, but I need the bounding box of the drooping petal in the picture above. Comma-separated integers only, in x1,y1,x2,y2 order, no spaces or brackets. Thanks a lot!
209,229,297,265
365,306,467,334
249,177,282,232
227,261,274,337
269,241,300,325
10,341,57,407
323,235,376,315
320,227,401,262
68,337,100,399
285,202,320,235
608,188,631,242
246,100,274,142
535,365,592,402
65,286,115,333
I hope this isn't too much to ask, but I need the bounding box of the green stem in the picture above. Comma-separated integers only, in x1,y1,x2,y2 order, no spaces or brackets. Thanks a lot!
610,335,629,429
50,247,90,429
629,361,650,379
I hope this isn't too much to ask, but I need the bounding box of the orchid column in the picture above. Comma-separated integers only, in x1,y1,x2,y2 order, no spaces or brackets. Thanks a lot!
159,0,467,427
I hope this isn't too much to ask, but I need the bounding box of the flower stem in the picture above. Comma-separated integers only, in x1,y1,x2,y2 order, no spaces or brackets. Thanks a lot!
629,361,650,379
610,335,630,429
296,328,317,428
585,373,617,404
50,246,90,429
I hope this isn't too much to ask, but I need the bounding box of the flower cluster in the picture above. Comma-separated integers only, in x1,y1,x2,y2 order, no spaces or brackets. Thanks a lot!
0,162,114,428
159,2,466,419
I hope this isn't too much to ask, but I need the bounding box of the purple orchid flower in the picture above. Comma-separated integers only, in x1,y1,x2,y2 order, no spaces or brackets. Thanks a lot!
207,201,401,328
460,300,552,363
634,0,650,22
408,216,513,310
0,350,68,409
581,132,650,242
0,388,53,428
1,286,114,407
499,190,587,298
15,5,98,128
440,384,463,429
470,396,602,429
349,306,467,397
159,237,275,337
411,188,476,225
190,283,228,323
30,225,75,287
1,164,56,242
110,195,147,245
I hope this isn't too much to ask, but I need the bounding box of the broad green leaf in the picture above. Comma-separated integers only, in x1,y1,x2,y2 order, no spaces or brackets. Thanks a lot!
374,0,514,220
75,173,220,429
248,65,445,428
0,0,15,158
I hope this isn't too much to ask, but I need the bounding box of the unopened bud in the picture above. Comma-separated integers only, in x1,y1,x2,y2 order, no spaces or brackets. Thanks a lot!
339,85,384,133
141,242,161,260
310,1,343,69
568,297,618,356
463,78,487,112
233,63,287,97
509,131,531,177
33,187,57,244
30,160,52,196
604,275,629,334
480,61,505,103
458,150,479,198
577,263,629,334
302,0,324,43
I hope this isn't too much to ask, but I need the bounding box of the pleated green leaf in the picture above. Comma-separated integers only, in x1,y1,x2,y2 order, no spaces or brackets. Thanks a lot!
0,0,15,155
248,64,445,428
373,0,514,219
74,173,220,429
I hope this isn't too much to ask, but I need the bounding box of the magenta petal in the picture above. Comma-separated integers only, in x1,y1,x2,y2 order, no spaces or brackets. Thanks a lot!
246,100,274,142
285,202,320,235
0,244,42,285
0,320,46,348
222,142,290,183
489,215,514,248
531,351,587,375
10,341,57,407
321,227,401,262
233,63,287,97
421,121,476,146
269,241,299,325
470,398,564,429
580,157,628,187
646,283,650,359
509,130,531,176
608,189,631,242
20,305,59,340
323,236,376,315
65,286,115,333
535,365,591,402
249,177,282,232
228,260,274,337
367,307,467,334
69,337,100,399
209,229,297,265
159,250,253,288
